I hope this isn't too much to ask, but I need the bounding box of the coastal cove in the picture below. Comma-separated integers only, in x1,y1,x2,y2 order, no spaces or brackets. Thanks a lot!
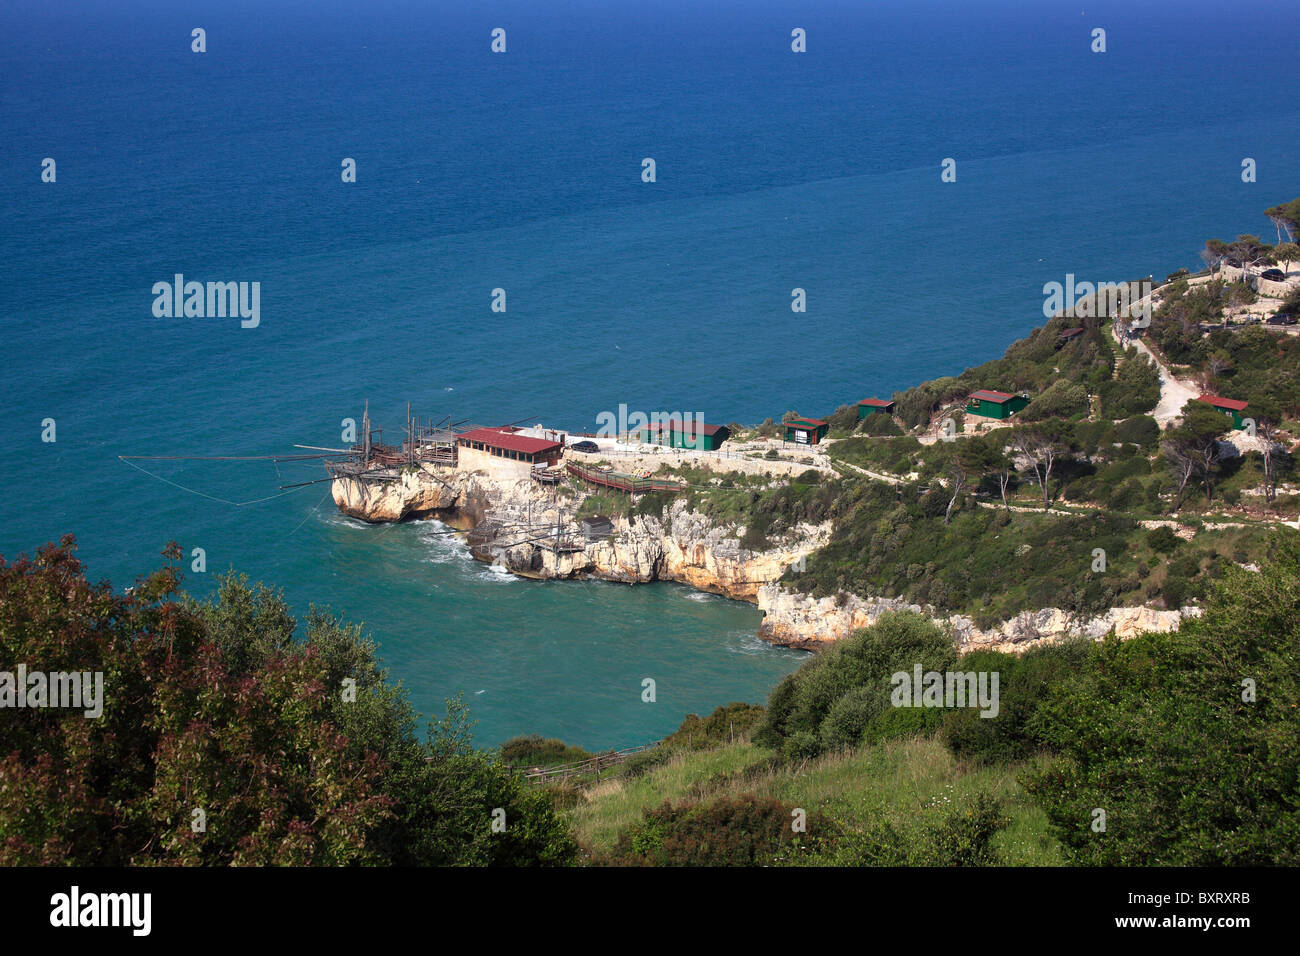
281,509,810,749
5,0,1300,756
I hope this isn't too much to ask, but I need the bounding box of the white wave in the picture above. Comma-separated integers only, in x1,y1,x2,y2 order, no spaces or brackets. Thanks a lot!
726,631,789,656
480,562,518,583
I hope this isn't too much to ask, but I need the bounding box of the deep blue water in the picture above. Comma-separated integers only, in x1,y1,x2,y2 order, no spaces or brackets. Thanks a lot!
2,0,1297,746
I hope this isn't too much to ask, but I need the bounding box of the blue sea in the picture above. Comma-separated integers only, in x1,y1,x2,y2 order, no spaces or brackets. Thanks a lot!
2,0,1297,747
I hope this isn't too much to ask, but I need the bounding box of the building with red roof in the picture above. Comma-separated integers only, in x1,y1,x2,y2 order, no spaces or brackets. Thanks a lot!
1195,395,1249,429
967,389,1030,419
783,416,829,445
857,398,896,419
457,427,565,474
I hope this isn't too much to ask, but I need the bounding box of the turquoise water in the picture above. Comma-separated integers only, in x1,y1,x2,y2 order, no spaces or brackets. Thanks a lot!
2,0,1298,745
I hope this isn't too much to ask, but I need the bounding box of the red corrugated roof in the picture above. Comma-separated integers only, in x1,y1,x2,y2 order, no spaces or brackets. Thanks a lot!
642,419,725,436
969,390,1017,403
858,398,894,407
1197,394,1249,412
786,417,827,429
458,427,563,455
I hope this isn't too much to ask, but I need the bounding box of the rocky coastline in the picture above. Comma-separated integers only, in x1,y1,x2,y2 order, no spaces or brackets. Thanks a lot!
331,460,1192,654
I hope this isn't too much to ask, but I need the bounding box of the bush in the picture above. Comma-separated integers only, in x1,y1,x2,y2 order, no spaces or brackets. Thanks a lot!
1023,532,1300,864
827,793,1009,866
0,540,578,867
605,795,813,866
663,702,765,750
1099,355,1161,419
754,612,957,757
620,747,674,779
825,404,859,436
1020,380,1089,421
941,641,1091,764
500,735,591,767
1116,415,1160,449
859,413,903,436
1146,525,1180,554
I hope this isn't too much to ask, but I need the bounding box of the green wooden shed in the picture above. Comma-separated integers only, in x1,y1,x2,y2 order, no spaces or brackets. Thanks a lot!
967,390,1030,420
783,416,829,445
1196,394,1248,430
857,398,896,419
637,419,730,450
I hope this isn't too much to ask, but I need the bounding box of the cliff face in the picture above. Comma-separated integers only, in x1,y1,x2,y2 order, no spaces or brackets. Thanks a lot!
331,465,493,525
755,584,1194,653
330,466,828,603
333,465,1193,653
494,500,830,603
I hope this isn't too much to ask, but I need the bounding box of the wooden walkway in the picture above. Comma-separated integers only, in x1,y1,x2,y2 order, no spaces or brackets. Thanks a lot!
565,462,682,495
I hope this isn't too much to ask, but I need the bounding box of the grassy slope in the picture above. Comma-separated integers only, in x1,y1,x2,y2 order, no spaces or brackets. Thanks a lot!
568,736,1064,866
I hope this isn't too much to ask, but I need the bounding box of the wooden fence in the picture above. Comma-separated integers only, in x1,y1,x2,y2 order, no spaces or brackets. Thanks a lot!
508,741,660,786
565,462,683,495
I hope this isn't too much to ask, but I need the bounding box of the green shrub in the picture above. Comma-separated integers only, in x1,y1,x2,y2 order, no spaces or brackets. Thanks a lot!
500,735,592,767
606,795,812,866
825,404,859,436
1146,525,1180,554
1021,380,1089,421
941,641,1091,764
620,747,674,779
1023,532,1300,865
827,793,1009,866
755,612,956,758
1116,415,1159,449
663,702,765,750
859,413,903,436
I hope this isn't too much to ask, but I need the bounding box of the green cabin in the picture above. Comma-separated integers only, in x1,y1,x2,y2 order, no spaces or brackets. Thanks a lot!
783,416,829,445
857,398,896,419
967,390,1030,420
1196,394,1248,430
637,419,730,450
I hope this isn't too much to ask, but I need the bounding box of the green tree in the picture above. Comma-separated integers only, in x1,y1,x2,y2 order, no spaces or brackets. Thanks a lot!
1264,199,1300,244
1273,242,1299,275
1023,531,1300,865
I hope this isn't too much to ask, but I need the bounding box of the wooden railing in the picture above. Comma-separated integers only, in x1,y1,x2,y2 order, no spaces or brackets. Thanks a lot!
564,462,682,495
508,741,660,785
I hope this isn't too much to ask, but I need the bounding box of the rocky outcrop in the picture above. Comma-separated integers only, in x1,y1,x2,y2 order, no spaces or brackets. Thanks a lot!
755,584,1195,653
331,465,493,524
331,465,827,603
334,464,1195,654
494,500,830,602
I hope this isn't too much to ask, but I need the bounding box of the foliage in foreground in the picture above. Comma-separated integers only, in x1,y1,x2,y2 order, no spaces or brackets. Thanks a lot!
1023,531,1300,865
0,538,576,866
599,794,820,866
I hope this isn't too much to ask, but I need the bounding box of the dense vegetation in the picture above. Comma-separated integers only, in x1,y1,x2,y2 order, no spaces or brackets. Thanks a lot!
6,529,1298,866
573,531,1300,866
0,538,575,866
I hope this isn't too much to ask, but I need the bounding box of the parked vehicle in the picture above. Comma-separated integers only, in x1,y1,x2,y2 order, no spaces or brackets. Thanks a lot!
1261,268,1287,282
568,440,600,453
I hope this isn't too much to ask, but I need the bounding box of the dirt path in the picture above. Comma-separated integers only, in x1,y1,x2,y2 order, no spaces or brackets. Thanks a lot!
1116,326,1199,426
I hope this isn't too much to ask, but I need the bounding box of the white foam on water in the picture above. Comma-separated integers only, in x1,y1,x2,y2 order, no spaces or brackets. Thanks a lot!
726,630,781,656
480,562,518,583
415,520,475,566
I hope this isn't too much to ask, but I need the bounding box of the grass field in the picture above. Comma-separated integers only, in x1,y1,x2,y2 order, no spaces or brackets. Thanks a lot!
565,735,1065,865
